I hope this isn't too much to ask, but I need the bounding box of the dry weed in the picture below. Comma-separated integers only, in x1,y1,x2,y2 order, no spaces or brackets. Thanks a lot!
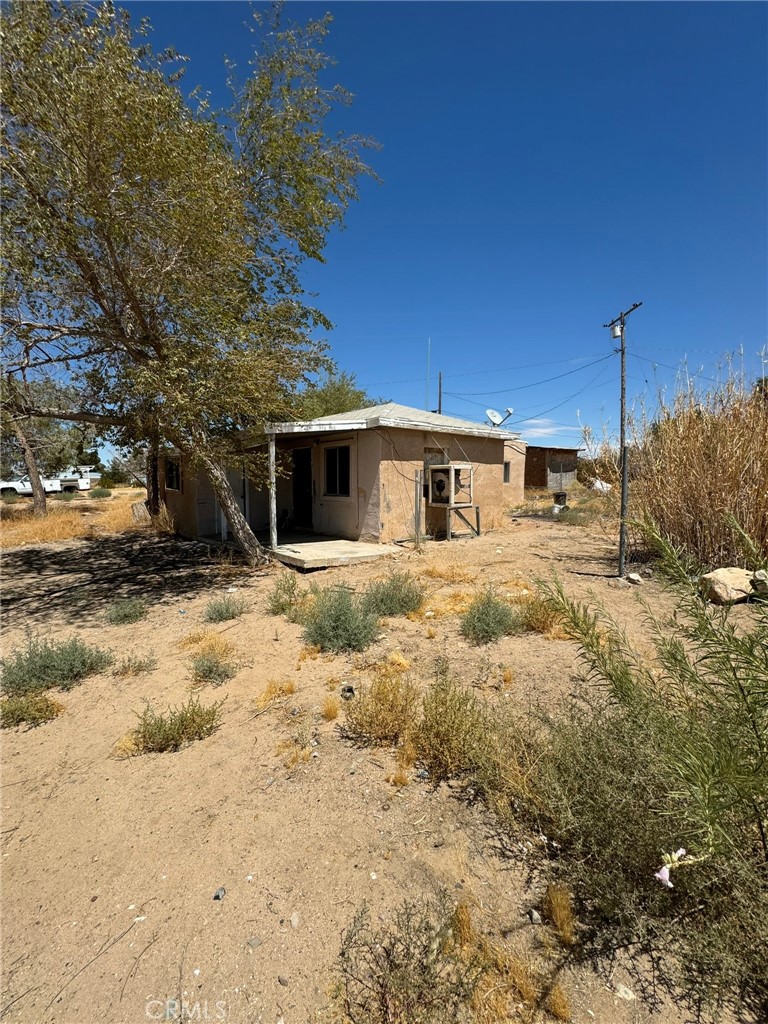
177,631,234,660
426,627,437,639
407,590,474,621
452,901,476,948
542,883,576,947
0,507,93,548
296,644,321,669
385,766,410,787
545,983,572,1021
423,561,477,584
256,677,297,711
98,499,139,533
322,695,340,721
344,668,420,746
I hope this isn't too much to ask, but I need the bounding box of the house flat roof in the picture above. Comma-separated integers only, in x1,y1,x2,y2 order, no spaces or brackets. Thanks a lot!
267,402,522,441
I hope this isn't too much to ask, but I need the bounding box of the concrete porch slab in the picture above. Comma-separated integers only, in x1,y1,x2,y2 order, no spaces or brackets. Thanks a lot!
271,539,401,569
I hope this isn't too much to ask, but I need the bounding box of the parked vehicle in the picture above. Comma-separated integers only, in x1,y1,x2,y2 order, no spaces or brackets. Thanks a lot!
0,474,62,497
57,466,95,492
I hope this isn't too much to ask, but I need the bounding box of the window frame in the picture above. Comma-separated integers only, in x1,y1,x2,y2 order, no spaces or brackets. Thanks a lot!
165,457,182,492
503,461,511,484
324,444,351,498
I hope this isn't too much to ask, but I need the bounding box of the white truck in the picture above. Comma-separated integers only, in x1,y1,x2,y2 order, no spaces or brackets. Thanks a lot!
57,466,95,492
0,473,62,497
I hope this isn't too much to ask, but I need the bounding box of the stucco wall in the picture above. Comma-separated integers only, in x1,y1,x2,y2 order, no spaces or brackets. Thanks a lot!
377,428,525,541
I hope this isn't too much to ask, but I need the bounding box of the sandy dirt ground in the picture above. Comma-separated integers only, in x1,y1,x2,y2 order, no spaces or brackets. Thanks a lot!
1,507,693,1024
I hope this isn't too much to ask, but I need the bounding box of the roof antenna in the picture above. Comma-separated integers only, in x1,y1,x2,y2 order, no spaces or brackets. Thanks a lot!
425,337,431,411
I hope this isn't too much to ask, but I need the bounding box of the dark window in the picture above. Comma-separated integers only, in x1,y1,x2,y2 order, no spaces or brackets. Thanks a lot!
165,457,181,491
325,445,350,496
503,461,511,484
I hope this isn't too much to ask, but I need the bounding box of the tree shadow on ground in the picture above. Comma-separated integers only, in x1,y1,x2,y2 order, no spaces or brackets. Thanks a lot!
2,532,250,631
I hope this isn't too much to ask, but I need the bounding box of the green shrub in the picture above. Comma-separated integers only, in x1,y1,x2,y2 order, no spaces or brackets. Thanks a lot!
191,652,236,686
338,896,483,1024
89,486,112,499
203,594,248,623
303,587,379,653
537,556,768,1020
1,490,20,504
460,589,518,645
105,597,148,625
1,693,64,729
418,675,487,782
1,636,114,695
51,490,77,502
267,571,306,620
134,697,223,753
361,572,424,617
113,655,158,677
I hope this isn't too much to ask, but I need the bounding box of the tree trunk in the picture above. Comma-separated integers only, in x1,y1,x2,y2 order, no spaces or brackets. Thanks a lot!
197,452,271,566
13,418,47,517
146,436,161,516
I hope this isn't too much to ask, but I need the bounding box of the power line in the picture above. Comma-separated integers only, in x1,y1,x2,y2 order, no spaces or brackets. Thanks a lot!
443,353,615,398
628,352,723,384
359,352,607,389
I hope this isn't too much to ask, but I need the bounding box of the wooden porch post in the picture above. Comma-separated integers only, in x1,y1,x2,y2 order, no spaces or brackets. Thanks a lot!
268,432,278,550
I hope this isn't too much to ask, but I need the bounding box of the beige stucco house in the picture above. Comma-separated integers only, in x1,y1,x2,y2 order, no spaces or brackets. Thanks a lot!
161,403,526,546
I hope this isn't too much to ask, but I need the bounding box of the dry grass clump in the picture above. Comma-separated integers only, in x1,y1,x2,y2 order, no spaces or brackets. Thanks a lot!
542,883,576,947
1,692,64,729
545,983,572,1021
322,695,340,721
631,376,768,565
407,590,474,622
512,592,568,639
178,630,235,660
255,676,297,711
0,506,93,548
98,497,140,534
344,667,420,746
423,561,477,583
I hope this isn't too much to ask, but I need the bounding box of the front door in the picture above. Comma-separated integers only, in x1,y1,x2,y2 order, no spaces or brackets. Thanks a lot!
292,448,313,529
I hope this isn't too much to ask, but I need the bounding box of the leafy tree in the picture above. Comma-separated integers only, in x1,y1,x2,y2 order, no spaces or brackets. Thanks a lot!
1,1,373,562
300,370,383,419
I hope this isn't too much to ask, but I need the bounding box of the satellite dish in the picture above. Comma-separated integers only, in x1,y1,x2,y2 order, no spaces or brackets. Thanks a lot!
486,408,504,426
505,407,514,417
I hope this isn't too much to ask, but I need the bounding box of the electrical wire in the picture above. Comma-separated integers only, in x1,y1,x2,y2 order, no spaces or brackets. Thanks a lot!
628,352,723,385
442,352,615,398
359,351,608,389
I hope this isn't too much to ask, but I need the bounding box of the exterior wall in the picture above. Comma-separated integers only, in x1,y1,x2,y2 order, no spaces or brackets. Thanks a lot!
377,428,525,541
524,447,579,490
160,428,526,545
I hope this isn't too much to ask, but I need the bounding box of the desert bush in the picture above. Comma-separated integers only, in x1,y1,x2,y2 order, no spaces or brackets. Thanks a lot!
362,572,424,617
538,557,768,1019
1,692,64,729
344,669,420,745
630,376,768,566
203,594,248,623
322,695,340,721
105,597,148,625
1,636,114,695
337,896,484,1024
51,490,77,502
134,696,223,752
191,652,236,686
417,675,487,781
254,677,297,711
267,571,306,620
113,654,158,677
514,591,566,636
89,486,112,499
1,490,20,504
460,588,518,645
302,586,379,653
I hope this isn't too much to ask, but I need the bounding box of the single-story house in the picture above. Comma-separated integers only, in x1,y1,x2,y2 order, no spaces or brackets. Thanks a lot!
161,403,526,546
524,444,582,490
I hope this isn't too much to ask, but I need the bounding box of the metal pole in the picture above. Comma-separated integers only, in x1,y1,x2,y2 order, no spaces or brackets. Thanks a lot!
602,301,642,578
425,337,431,410
438,371,442,414
619,317,629,576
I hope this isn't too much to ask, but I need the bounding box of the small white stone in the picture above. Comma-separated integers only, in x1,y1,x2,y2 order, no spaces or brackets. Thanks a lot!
245,874,253,882
370,872,377,880
193,968,200,977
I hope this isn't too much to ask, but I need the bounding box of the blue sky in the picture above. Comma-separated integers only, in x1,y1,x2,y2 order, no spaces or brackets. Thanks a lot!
122,1,767,447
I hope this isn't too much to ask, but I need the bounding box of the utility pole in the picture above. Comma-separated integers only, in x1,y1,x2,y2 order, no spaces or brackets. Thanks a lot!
603,301,642,577
438,371,442,414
